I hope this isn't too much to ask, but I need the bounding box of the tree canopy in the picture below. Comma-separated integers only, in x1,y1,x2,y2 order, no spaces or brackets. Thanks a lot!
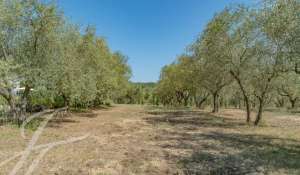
0,0,131,124
156,0,300,125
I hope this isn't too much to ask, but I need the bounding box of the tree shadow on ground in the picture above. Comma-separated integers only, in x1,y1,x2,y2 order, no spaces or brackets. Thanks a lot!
144,110,300,175
47,117,79,128
73,112,98,118
146,110,246,129
31,110,99,128
42,111,77,128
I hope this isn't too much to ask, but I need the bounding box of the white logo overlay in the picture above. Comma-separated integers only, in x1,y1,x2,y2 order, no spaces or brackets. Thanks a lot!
0,108,90,175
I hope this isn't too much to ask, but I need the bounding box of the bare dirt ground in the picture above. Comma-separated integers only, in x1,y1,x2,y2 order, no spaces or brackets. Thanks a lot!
0,105,300,175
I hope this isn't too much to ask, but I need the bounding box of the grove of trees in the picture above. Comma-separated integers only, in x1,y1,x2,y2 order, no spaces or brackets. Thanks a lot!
0,0,299,127
156,0,300,125
119,82,157,105
0,0,131,125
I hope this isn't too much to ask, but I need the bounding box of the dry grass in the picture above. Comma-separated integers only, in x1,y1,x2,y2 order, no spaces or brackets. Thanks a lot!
0,105,299,175
145,107,300,175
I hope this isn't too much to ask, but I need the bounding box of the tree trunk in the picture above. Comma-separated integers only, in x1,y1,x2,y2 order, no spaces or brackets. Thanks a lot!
8,97,17,121
62,94,70,108
290,98,297,109
244,96,251,123
212,92,219,113
18,85,31,126
275,97,284,108
254,99,264,126
175,91,183,105
183,96,189,106
230,71,251,123
295,62,300,74
195,96,207,109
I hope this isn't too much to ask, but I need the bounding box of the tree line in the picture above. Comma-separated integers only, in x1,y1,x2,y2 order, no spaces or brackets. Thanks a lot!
155,0,300,125
0,0,131,125
117,82,157,105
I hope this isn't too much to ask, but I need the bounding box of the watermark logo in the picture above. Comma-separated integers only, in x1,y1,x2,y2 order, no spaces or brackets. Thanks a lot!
0,108,90,175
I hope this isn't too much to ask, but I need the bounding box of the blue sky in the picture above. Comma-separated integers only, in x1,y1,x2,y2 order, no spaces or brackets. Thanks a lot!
57,0,253,82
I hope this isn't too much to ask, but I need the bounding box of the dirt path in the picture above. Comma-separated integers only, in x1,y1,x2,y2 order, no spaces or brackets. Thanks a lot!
0,105,181,175
0,105,300,175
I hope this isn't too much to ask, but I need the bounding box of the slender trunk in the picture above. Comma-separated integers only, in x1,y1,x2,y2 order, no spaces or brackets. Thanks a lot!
234,101,238,108
296,62,300,74
275,97,284,108
62,94,70,108
175,91,183,105
230,71,251,123
212,92,219,113
244,96,251,123
199,98,207,109
8,97,17,121
220,97,223,108
183,96,189,106
18,85,31,126
290,98,297,109
195,96,208,109
254,99,264,125
252,101,256,109
253,75,273,126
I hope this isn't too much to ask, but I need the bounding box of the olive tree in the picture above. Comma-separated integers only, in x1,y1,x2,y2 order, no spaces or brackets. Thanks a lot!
276,72,300,108
191,10,233,113
250,0,300,125
220,6,258,122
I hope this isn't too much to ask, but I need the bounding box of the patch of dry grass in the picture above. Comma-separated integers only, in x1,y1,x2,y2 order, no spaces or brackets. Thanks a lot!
145,107,300,175
0,105,299,175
